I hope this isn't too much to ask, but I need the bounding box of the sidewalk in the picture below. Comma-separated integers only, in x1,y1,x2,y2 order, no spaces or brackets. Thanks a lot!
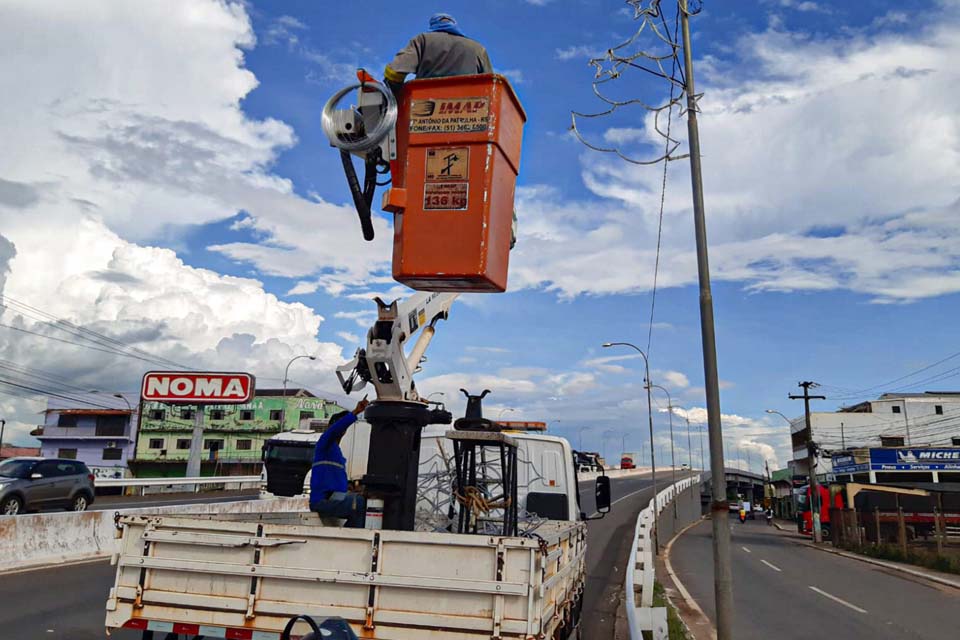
770,518,960,592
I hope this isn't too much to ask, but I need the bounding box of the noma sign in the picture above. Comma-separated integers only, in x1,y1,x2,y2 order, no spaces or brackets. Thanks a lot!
140,371,255,404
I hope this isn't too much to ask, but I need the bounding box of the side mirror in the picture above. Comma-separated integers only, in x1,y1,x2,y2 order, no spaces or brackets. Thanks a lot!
593,475,611,516
30,473,43,480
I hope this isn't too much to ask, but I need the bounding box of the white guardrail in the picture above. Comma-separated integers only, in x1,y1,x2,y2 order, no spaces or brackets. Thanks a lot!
626,473,701,640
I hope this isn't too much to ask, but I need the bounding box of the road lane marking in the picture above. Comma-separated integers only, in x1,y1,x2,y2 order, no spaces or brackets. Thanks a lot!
809,586,867,613
741,546,751,553
761,559,782,572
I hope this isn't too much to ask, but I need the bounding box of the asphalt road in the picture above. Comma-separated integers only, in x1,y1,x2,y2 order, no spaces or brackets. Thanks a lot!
0,473,656,639
672,516,960,639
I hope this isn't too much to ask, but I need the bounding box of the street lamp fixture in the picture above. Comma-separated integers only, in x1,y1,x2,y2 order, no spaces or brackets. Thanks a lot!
283,355,317,423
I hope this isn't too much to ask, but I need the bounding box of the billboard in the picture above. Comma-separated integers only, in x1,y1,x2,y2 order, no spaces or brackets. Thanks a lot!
141,372,255,404
833,448,960,473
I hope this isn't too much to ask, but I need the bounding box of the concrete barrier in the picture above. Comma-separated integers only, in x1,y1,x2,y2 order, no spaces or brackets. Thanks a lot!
626,474,702,640
0,496,308,573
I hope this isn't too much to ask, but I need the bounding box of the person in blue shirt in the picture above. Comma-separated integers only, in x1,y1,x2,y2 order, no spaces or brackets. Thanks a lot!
310,396,369,527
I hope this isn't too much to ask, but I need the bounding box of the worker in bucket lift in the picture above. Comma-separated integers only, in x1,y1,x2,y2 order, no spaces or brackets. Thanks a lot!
310,396,369,527
383,13,492,95
383,13,518,249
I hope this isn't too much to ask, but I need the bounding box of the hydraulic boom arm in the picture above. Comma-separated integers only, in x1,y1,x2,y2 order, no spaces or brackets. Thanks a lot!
336,292,458,402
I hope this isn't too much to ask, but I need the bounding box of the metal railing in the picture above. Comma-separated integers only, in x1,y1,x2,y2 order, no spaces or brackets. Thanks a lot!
95,475,262,495
626,474,701,640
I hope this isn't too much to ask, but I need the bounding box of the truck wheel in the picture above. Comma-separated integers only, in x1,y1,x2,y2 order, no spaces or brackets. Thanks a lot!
2,495,22,515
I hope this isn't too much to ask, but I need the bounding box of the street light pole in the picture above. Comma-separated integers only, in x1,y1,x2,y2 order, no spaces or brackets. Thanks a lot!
498,408,515,420
649,384,677,488
576,425,593,451
650,383,679,523
282,354,317,427
603,341,659,553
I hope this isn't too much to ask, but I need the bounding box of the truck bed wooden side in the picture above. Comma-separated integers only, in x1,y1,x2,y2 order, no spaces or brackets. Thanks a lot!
105,513,585,640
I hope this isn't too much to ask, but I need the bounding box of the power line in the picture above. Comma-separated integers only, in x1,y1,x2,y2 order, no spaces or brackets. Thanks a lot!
0,295,193,370
645,1,681,361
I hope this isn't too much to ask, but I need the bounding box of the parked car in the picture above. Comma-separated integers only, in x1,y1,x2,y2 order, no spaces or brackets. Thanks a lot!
0,457,96,515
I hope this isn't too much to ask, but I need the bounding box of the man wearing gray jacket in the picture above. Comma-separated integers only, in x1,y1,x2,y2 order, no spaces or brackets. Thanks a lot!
383,13,492,94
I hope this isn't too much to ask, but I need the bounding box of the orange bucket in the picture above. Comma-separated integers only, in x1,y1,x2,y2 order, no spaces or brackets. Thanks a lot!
383,74,526,292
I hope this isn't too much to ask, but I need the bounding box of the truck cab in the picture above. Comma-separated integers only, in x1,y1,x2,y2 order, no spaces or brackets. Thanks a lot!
260,421,371,498
263,423,587,523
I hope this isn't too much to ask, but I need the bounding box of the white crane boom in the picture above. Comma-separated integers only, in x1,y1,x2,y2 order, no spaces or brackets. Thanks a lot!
336,291,459,402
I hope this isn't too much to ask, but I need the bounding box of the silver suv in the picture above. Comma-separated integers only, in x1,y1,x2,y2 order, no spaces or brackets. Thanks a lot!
0,457,96,515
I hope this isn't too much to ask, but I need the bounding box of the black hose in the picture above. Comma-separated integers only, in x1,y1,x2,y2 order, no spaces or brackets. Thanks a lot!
339,151,375,241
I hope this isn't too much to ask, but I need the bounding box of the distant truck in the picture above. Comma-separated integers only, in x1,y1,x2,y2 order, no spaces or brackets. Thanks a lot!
573,450,603,473
620,452,638,470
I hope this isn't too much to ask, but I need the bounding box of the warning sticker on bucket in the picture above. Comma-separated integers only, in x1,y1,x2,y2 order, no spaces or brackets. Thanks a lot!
423,182,469,210
426,147,469,181
410,97,489,134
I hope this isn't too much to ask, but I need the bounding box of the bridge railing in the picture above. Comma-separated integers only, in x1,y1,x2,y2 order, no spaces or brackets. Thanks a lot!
95,475,262,494
625,474,702,640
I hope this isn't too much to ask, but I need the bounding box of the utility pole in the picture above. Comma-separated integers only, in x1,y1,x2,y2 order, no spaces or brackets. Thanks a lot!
185,405,205,480
679,2,733,637
840,421,846,451
0,419,6,457
790,381,826,543
901,399,911,446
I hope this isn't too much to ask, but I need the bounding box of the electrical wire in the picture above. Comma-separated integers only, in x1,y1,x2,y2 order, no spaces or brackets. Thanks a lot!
0,295,192,370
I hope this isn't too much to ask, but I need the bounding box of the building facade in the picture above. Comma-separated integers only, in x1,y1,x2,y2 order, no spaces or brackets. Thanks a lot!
33,393,139,479
129,389,344,477
790,392,960,481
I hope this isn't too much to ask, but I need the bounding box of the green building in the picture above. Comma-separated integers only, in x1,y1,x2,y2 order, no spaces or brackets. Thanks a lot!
129,388,345,477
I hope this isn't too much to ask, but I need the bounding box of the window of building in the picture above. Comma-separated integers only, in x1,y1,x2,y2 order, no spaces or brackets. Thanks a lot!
209,409,225,420
880,436,905,447
57,448,78,460
95,415,127,437
181,409,195,420
148,409,165,421
299,411,315,421
236,439,253,451
176,439,191,450
892,405,901,414
240,410,254,421
148,438,164,449
269,410,283,421
57,414,79,428
952,437,960,446
204,439,225,451
936,405,944,415
102,447,123,460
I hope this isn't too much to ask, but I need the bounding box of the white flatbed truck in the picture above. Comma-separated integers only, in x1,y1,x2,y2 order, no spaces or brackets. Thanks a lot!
105,431,611,640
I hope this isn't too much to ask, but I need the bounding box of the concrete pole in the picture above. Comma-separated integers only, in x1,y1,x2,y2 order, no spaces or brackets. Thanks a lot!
679,3,734,637
185,405,204,479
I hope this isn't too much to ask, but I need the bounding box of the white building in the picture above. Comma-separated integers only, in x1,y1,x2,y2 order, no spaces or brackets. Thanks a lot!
790,392,960,480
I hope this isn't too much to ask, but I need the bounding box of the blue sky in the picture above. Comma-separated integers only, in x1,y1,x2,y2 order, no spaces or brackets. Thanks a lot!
2,0,960,471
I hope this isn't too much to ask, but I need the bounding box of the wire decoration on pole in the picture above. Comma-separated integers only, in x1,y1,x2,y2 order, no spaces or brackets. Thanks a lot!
568,1,700,360
569,0,691,167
